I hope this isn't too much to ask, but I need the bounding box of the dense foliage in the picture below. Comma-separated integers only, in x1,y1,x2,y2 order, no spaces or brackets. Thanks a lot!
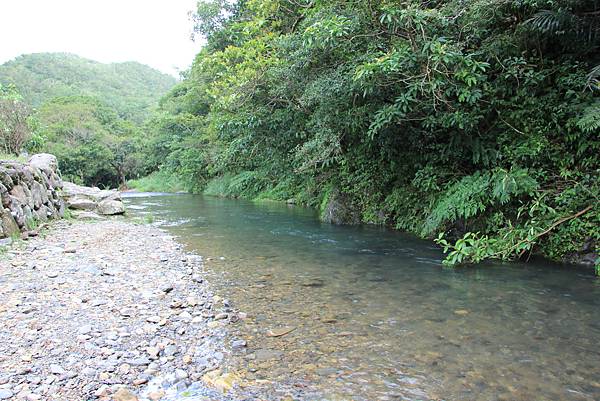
36,96,154,187
152,0,599,268
0,53,176,187
0,53,176,123
0,84,37,155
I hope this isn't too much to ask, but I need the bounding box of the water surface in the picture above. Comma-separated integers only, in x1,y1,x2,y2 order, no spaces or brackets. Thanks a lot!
125,193,600,401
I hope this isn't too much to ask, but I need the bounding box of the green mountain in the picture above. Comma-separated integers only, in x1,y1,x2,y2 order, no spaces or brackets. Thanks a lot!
0,53,176,122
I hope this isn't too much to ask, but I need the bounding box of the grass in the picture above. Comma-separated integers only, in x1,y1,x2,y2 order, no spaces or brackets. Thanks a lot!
0,233,23,257
203,175,235,197
129,213,156,225
0,152,27,162
127,170,186,193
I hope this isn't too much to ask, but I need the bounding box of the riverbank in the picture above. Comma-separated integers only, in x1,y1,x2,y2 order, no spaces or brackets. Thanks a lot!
127,171,186,194
0,218,251,401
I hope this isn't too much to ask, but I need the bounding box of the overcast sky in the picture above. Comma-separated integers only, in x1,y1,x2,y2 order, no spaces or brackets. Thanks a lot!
0,0,202,77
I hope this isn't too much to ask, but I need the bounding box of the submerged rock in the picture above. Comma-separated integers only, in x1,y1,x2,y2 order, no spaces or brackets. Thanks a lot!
202,370,240,393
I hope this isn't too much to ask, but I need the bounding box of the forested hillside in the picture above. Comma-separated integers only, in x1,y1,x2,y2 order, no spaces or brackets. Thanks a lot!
150,0,599,267
0,53,176,122
0,53,176,187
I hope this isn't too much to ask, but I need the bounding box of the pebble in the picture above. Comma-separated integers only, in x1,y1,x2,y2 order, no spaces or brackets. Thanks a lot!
133,376,149,386
163,345,178,357
214,312,228,320
146,347,160,358
146,315,161,323
129,357,151,366
0,220,246,400
175,369,188,381
255,349,283,362
94,385,109,397
148,390,165,401
112,388,138,401
49,364,66,375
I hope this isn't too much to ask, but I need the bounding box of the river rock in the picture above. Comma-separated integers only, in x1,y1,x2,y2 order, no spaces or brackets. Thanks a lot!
254,349,283,361
61,182,125,216
0,389,14,399
67,196,97,211
62,181,120,201
202,370,239,393
97,199,125,215
113,388,138,401
50,364,66,375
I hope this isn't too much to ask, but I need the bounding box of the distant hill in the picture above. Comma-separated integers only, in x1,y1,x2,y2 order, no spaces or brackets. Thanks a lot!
0,53,177,122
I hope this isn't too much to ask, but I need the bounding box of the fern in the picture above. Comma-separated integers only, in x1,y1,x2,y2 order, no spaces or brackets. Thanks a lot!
526,9,600,45
586,64,600,91
423,172,490,236
577,101,600,133
490,168,538,204
527,10,575,35
423,168,538,236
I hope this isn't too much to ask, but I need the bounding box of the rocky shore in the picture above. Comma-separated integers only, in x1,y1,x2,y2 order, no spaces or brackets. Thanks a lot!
0,218,250,401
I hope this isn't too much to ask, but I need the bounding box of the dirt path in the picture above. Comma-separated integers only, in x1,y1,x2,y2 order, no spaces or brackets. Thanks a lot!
0,219,245,401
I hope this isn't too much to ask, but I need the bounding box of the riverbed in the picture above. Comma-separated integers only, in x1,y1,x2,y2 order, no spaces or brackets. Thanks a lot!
124,193,600,401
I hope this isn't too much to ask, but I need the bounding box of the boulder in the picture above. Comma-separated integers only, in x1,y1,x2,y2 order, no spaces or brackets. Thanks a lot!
28,153,59,173
62,181,121,202
320,188,361,225
67,196,97,211
97,199,125,215
61,181,125,216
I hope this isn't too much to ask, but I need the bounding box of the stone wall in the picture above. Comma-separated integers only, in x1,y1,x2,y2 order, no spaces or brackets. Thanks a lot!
0,154,65,238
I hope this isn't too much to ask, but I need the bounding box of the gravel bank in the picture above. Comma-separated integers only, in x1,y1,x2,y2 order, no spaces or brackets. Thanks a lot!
0,219,248,401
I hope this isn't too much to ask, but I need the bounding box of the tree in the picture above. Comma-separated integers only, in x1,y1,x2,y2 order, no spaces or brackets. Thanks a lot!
0,84,32,155
154,0,599,267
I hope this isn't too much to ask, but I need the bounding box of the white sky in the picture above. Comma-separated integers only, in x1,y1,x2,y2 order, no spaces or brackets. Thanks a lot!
0,0,203,77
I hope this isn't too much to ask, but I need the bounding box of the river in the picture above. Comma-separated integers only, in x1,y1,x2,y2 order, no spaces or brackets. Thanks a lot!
124,193,600,401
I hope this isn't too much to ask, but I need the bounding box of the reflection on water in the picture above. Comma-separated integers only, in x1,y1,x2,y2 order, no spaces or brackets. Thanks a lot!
125,193,600,401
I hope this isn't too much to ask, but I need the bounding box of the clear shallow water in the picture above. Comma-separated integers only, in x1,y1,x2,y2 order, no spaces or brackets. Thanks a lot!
124,193,600,401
